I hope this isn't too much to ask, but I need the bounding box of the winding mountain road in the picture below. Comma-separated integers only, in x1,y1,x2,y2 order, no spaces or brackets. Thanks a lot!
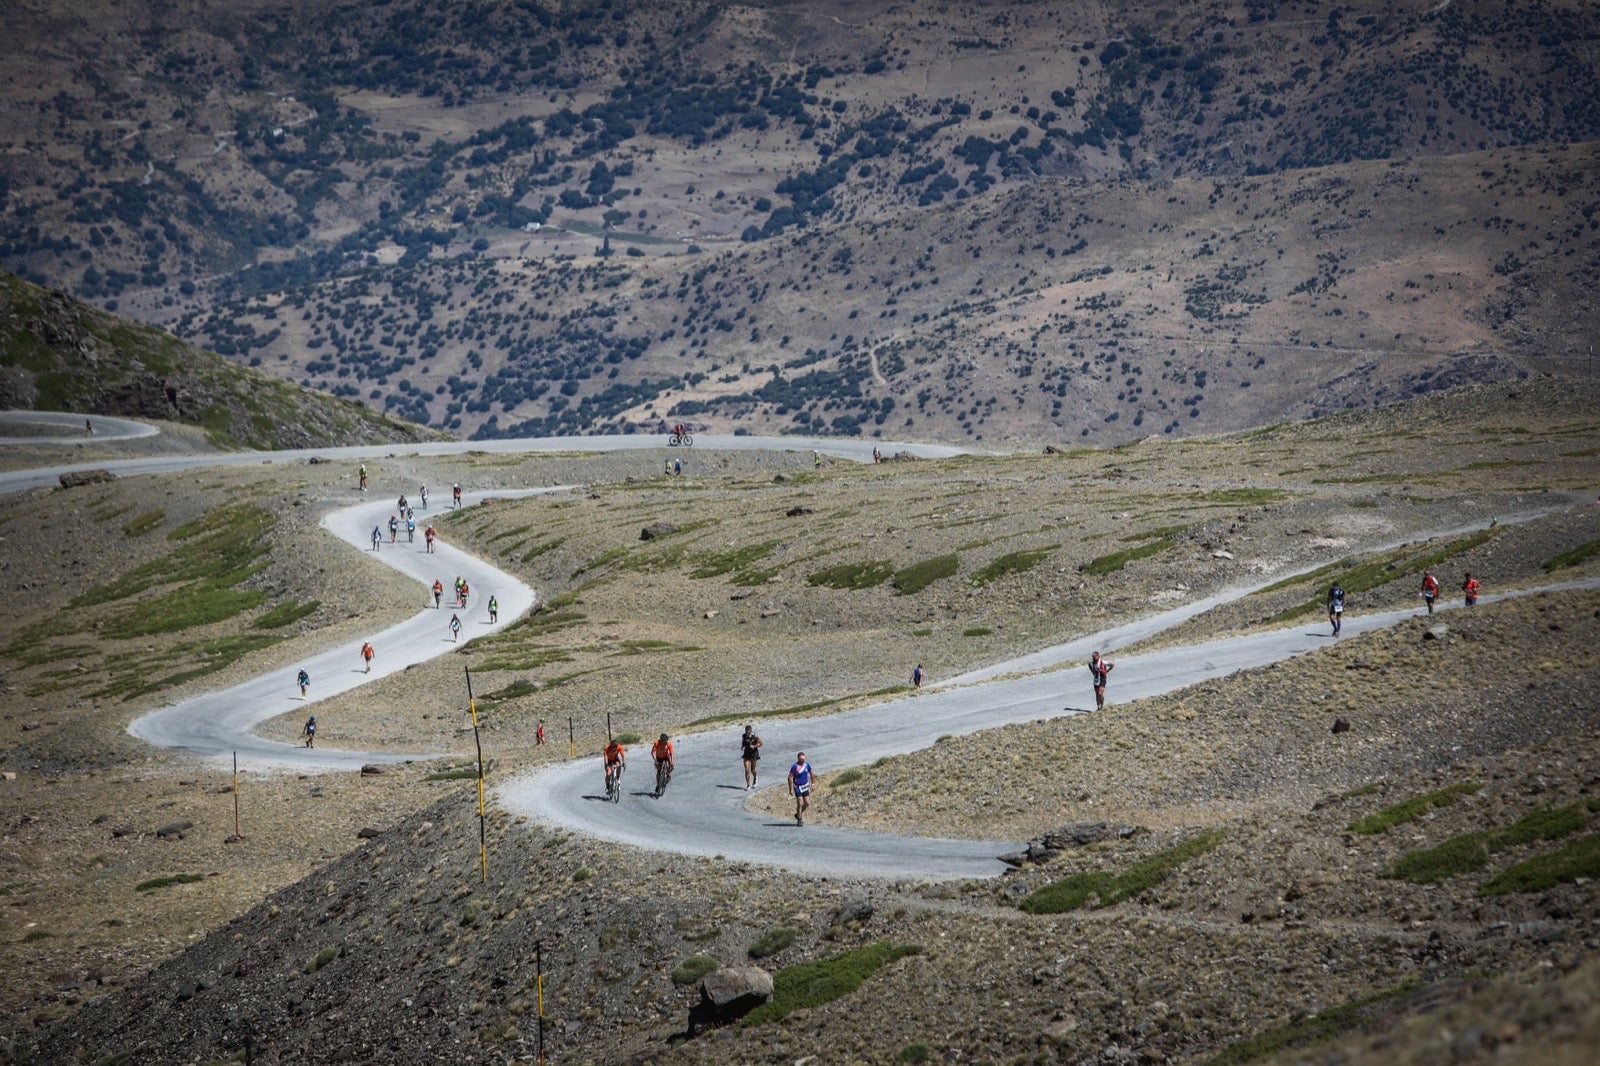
6,411,1592,879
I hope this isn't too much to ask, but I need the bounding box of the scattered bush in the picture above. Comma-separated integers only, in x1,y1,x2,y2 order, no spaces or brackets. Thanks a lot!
1020,831,1225,914
743,941,921,1025
747,926,797,959
807,560,893,590
672,955,721,985
1347,782,1480,835
892,553,958,594
971,546,1054,586
304,947,337,973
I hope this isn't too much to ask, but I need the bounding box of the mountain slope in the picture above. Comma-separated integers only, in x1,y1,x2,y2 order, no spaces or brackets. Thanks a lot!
0,271,440,449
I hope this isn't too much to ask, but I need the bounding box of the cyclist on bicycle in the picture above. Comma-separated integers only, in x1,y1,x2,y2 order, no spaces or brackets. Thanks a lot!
604,738,626,794
651,733,675,794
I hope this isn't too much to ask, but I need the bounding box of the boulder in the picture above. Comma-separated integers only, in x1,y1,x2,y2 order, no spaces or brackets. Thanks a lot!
1004,822,1144,865
155,821,193,839
59,469,115,488
689,966,773,1033
640,522,678,541
1332,717,1352,734
1423,624,1449,641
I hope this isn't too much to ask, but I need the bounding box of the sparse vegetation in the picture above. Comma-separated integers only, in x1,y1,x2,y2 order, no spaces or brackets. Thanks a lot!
1020,832,1226,914
1347,782,1482,835
742,941,922,1025
746,926,797,959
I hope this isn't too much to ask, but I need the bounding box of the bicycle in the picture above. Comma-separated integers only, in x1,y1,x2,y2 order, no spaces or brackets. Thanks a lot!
654,758,672,798
605,762,623,803
668,431,693,448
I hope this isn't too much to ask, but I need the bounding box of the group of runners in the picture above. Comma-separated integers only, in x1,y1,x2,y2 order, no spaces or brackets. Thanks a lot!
601,725,813,824
1327,568,1483,636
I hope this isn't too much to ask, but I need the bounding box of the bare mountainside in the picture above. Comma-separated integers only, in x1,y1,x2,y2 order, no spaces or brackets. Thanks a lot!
181,142,1598,443
1,0,1597,443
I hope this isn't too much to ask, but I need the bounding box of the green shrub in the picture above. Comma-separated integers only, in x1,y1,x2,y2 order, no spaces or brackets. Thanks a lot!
747,926,797,959
971,546,1054,586
831,768,863,787
304,947,337,973
424,767,481,781
807,560,894,590
1081,538,1170,576
1020,831,1225,914
1543,538,1600,572
742,941,921,1025
1385,802,1591,883
962,626,992,637
892,554,958,594
572,866,592,882
1346,782,1481,835
1480,832,1600,895
671,955,721,985
897,1044,931,1063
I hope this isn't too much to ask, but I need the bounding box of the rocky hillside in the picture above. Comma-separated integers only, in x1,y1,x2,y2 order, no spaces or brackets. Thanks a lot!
0,271,441,448
0,0,1596,443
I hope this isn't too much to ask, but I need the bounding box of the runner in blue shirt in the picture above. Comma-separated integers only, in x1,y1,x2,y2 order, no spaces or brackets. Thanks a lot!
788,752,813,827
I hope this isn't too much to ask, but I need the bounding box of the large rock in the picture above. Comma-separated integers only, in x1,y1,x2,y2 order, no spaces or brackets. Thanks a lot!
60,468,116,488
688,966,773,1033
640,522,678,541
1000,822,1144,866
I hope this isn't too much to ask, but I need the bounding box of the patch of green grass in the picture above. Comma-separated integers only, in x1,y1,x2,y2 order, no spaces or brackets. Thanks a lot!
807,560,894,590
103,587,269,638
971,546,1055,586
1543,538,1600,572
1081,538,1170,576
691,540,778,579
897,1044,931,1063
742,941,921,1025
120,510,164,537
1346,782,1481,835
1203,980,1421,1065
482,679,539,702
891,553,959,594
23,929,54,942
87,633,286,701
521,537,566,563
831,768,863,787
747,926,797,959
671,955,721,985
1384,802,1591,883
304,947,337,974
572,866,592,882
1019,831,1226,914
962,627,992,637
615,732,642,745
1344,781,1478,832
136,873,206,892
424,767,483,782
72,504,276,639
1480,832,1600,895
251,600,320,630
